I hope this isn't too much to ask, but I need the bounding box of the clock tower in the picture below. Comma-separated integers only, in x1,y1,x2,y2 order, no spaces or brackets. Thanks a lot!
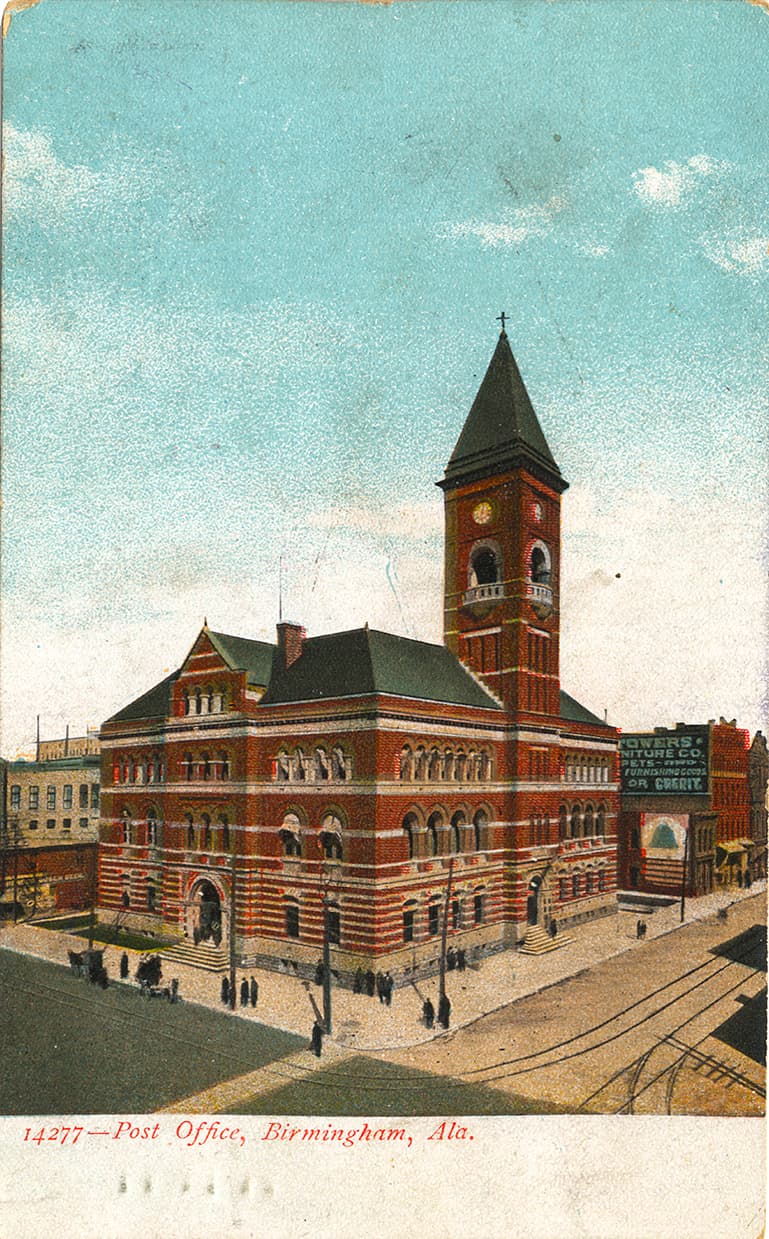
438,325,568,719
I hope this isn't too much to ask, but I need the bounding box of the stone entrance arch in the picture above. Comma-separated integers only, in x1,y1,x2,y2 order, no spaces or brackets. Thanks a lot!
186,876,227,946
527,869,554,929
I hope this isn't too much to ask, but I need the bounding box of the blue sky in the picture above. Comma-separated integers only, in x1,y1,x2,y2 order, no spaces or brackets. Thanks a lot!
2,0,767,753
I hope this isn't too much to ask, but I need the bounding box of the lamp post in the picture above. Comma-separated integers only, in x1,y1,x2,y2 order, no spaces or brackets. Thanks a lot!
317,836,336,1035
680,824,689,923
438,857,455,1012
229,840,237,1010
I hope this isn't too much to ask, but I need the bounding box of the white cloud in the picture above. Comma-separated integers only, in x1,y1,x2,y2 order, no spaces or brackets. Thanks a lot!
438,196,567,249
4,124,154,225
632,154,724,208
307,501,442,539
576,241,610,258
700,232,769,276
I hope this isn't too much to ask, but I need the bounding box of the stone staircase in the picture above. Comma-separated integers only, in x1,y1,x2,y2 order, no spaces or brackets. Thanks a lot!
161,940,229,973
518,925,573,955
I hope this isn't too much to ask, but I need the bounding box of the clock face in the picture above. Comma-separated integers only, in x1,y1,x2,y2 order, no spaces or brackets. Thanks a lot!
472,501,493,526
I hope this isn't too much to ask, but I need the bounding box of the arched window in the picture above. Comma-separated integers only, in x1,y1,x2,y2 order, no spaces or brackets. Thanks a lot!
584,805,595,837
414,746,427,780
444,750,455,781
399,745,414,781
320,812,343,861
147,810,159,847
596,805,606,836
185,814,195,849
473,808,488,852
428,748,442,781
218,752,230,781
559,805,568,840
479,751,492,780
451,810,466,853
314,747,330,782
201,753,212,782
402,812,418,860
121,760,130,784
284,899,300,938
276,751,291,782
293,748,307,782
182,753,193,782
469,545,500,586
570,805,581,839
402,901,417,943
427,811,442,857
455,751,467,781
331,746,347,781
183,690,191,716
529,542,552,585
121,810,132,845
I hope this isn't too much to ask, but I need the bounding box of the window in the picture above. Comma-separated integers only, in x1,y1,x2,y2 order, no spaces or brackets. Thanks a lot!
285,903,300,938
147,882,156,912
91,784,100,810
314,748,330,781
276,751,290,782
63,785,73,809
572,874,580,898
473,809,488,852
182,754,193,782
147,814,158,846
529,542,551,585
46,819,55,830
201,753,211,782
29,786,39,810
326,907,341,945
10,785,20,810
62,818,72,831
473,893,484,924
428,903,440,936
47,786,56,810
219,752,231,781
219,817,230,851
29,820,38,831
452,899,461,931
79,818,88,830
283,833,302,858
402,813,417,860
79,784,89,809
403,908,415,942
450,812,465,854
598,870,606,892
585,871,594,894
121,814,132,845
469,545,500,586
320,813,343,860
559,878,567,901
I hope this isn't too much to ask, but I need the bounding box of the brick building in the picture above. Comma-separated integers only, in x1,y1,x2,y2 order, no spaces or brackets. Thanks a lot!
748,731,768,880
618,719,755,898
97,328,620,979
1,733,101,917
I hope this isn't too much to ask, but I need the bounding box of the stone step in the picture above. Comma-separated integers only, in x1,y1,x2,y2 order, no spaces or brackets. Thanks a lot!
161,941,229,973
519,925,573,955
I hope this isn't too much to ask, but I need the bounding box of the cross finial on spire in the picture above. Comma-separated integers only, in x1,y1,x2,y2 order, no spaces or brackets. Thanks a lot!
496,310,507,335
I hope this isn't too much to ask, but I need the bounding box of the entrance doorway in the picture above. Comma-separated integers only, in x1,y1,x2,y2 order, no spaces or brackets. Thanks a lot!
191,879,222,945
527,875,542,926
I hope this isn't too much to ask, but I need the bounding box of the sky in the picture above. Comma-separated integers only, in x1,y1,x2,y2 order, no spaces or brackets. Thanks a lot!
2,0,767,756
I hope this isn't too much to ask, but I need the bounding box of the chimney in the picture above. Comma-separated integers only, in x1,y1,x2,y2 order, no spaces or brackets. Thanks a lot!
277,622,306,668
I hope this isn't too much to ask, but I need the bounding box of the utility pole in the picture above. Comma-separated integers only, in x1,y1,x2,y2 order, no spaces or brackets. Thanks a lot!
229,841,237,1010
680,825,689,923
87,845,97,949
438,857,455,1010
322,894,332,1035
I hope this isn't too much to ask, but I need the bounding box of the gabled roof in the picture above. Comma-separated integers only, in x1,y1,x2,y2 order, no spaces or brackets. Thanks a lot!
105,671,180,724
261,627,503,711
207,629,275,687
441,330,567,493
559,689,611,729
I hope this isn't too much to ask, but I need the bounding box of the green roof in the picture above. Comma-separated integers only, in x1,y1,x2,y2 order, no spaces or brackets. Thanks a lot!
559,690,611,729
105,671,179,724
261,627,503,711
207,630,275,686
441,331,567,493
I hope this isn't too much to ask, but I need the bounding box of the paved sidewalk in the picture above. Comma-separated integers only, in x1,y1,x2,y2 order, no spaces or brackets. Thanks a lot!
1,881,764,1056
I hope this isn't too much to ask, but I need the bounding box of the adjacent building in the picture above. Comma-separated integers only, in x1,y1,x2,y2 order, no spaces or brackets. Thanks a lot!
97,327,621,979
1,731,101,917
618,719,756,898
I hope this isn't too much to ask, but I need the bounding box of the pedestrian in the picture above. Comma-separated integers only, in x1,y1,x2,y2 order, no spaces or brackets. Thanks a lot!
170,977,179,1004
240,977,249,1006
98,966,108,990
437,993,451,1029
353,967,364,994
193,925,200,947
423,998,435,1029
250,976,258,1007
311,1019,323,1058
636,918,643,940
119,951,129,980
221,975,230,1005
376,971,386,1003
640,920,647,939
549,919,557,939
447,946,456,972
745,870,752,889
315,959,324,986
384,972,393,1006
457,948,466,972
365,969,376,997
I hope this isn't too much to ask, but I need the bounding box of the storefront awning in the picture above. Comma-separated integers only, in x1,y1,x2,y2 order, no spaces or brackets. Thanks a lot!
716,841,746,855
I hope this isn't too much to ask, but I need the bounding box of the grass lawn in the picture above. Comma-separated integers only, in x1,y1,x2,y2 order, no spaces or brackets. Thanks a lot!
227,1053,565,1116
0,949,303,1114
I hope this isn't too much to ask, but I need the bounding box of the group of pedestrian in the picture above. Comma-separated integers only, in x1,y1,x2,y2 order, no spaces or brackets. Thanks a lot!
446,947,466,972
376,971,394,1005
220,975,259,1008
636,919,647,940
422,992,451,1030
